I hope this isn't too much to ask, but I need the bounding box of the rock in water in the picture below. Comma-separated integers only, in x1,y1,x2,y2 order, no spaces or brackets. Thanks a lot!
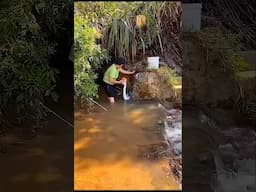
132,71,175,100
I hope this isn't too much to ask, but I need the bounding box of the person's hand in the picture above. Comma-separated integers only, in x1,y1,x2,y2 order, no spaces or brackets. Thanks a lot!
131,70,136,74
120,77,127,84
119,79,125,84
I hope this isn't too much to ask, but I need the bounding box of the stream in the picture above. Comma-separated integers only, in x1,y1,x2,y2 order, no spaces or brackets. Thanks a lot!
74,101,181,190
182,107,256,192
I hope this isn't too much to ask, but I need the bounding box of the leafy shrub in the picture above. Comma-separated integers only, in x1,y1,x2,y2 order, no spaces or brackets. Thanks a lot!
157,66,181,106
0,0,72,131
158,66,181,87
197,27,255,121
73,2,181,106
103,2,181,62
0,1,51,126
197,27,249,74
74,12,108,105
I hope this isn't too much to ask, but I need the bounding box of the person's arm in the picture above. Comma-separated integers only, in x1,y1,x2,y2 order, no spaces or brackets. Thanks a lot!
109,77,123,85
108,67,124,84
119,68,135,75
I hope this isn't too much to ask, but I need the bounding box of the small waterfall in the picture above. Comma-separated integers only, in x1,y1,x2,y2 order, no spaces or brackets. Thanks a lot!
159,103,182,186
199,111,256,192
164,118,182,156
159,104,182,156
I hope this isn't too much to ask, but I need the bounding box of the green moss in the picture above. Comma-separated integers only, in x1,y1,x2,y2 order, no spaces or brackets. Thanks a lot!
196,27,250,73
158,66,181,87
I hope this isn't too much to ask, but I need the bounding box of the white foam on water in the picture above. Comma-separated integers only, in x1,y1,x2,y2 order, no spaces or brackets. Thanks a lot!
163,110,182,155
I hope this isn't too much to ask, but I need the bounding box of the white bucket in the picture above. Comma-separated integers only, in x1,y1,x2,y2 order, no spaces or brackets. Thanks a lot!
147,56,159,69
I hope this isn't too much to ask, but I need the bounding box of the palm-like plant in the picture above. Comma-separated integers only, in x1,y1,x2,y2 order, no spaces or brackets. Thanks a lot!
103,2,182,63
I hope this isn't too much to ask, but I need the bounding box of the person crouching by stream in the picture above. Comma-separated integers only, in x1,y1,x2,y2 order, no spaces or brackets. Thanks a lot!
103,57,135,104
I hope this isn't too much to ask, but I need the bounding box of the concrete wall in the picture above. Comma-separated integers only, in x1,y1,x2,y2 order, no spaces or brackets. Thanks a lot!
182,3,202,32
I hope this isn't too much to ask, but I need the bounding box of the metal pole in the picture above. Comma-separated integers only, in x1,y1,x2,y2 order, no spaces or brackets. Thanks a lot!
87,98,108,111
40,102,73,128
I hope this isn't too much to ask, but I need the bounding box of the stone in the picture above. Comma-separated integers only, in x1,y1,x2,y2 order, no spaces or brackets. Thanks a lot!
132,70,175,100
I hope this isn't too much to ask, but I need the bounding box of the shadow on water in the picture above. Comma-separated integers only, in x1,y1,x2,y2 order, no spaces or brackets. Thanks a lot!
0,59,74,192
74,101,180,190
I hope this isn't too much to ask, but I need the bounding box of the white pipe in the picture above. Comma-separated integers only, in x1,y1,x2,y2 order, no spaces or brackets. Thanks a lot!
40,102,73,128
122,81,130,101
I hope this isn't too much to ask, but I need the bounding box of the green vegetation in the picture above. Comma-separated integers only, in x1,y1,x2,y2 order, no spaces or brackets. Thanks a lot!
74,2,181,106
0,0,72,131
197,27,249,74
74,2,125,106
158,66,181,87
234,71,256,123
196,27,254,122
74,14,108,104
158,66,181,106
103,2,180,62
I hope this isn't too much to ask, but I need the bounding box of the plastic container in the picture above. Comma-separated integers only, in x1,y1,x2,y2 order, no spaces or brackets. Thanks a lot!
147,56,159,69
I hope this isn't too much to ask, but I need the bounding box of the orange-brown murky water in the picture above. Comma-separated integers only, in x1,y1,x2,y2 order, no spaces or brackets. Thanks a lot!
74,102,180,190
